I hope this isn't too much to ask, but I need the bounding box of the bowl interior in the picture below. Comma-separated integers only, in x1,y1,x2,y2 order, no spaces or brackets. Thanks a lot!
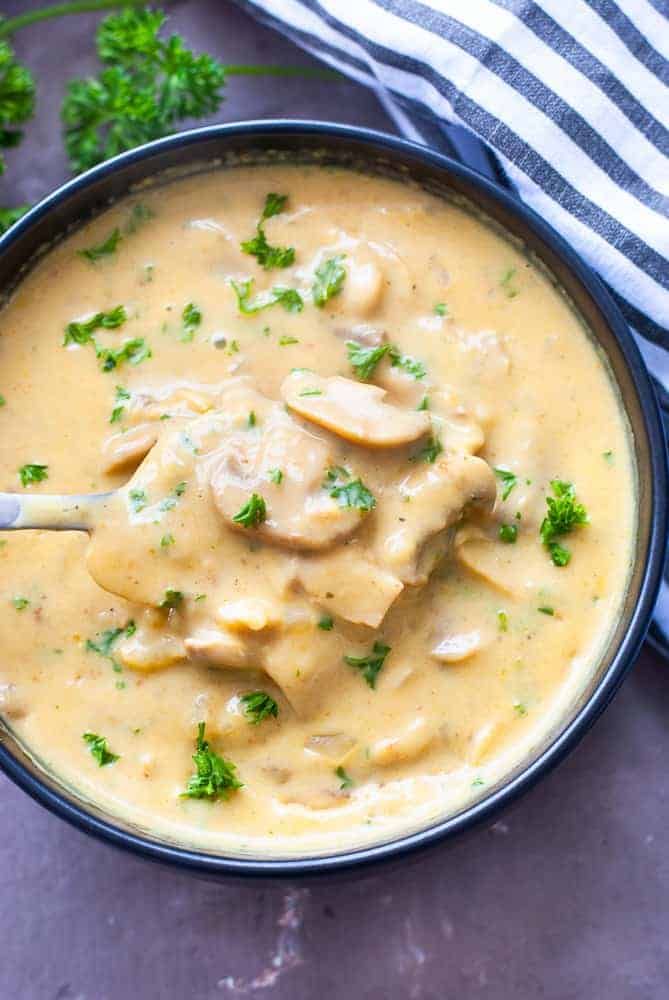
0,123,665,877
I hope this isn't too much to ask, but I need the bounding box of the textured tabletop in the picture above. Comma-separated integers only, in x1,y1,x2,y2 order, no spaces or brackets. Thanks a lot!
1,3,668,998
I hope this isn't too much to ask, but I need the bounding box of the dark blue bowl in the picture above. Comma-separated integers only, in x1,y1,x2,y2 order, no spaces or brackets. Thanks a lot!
0,121,666,879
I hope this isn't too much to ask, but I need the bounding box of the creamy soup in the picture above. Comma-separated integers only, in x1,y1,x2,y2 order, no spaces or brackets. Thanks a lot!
0,165,634,856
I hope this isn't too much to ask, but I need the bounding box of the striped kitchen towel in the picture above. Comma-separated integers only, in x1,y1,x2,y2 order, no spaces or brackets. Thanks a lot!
237,0,669,653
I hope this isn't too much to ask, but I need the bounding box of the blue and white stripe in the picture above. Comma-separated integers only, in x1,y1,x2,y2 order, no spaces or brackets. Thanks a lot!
237,0,669,647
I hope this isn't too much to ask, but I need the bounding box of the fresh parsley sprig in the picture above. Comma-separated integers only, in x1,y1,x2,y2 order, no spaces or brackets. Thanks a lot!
346,340,425,381
83,731,119,766
182,721,241,801
230,278,303,316
240,691,279,725
313,254,346,307
241,192,295,270
344,641,391,689
324,466,376,512
540,479,588,566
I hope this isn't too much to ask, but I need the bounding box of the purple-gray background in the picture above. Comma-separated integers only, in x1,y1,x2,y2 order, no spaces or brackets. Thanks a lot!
2,3,668,997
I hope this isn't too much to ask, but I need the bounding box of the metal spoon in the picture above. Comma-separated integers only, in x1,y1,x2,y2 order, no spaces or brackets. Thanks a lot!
0,491,111,531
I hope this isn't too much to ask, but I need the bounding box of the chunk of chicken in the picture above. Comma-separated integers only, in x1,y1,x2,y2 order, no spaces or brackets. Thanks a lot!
281,371,430,448
374,454,496,584
294,547,403,628
209,408,362,550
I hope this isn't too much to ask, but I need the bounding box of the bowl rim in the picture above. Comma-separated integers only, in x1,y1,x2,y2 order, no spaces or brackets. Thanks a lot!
0,118,666,878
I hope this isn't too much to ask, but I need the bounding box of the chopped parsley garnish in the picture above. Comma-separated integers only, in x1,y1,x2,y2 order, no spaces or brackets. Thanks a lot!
268,468,283,485
434,303,449,316
110,384,130,423
232,492,267,528
391,350,425,380
12,596,29,611
0,394,5,407
472,776,485,787
96,337,151,372
86,620,135,672
247,411,256,428
324,466,376,512
499,523,518,544
278,335,299,346
240,691,279,725
125,202,154,234
318,615,334,631
346,342,391,380
335,766,353,790
414,435,443,464
344,641,391,689
299,388,322,397
494,467,518,501
603,450,614,464
497,610,509,632
128,488,147,513
159,481,187,511
500,267,519,298
83,732,119,767
312,254,346,307
513,702,528,716
181,722,241,801
230,278,303,315
538,605,555,615
64,305,127,346
159,589,183,611
417,396,429,411
540,480,588,566
181,302,202,342
241,227,295,270
160,533,175,548
79,227,121,262
346,340,425,381
547,542,571,567
241,193,295,270
18,463,48,487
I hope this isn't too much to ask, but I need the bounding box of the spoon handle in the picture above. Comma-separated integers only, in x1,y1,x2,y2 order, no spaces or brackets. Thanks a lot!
0,492,105,531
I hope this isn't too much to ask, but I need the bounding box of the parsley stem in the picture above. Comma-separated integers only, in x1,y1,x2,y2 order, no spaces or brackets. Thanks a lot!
0,0,146,37
223,64,340,81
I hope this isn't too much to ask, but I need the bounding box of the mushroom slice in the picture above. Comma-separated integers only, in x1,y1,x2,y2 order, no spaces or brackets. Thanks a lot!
374,454,496,584
281,371,430,447
116,628,186,672
216,597,283,633
369,716,437,767
305,734,357,766
454,533,521,596
210,409,362,551
184,628,252,671
295,548,403,628
431,629,487,663
102,423,159,474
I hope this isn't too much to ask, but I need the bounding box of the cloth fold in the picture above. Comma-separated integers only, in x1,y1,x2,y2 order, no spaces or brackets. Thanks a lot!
237,0,669,652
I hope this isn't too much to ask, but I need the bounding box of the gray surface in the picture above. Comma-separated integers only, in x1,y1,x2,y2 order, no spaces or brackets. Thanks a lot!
1,3,668,998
